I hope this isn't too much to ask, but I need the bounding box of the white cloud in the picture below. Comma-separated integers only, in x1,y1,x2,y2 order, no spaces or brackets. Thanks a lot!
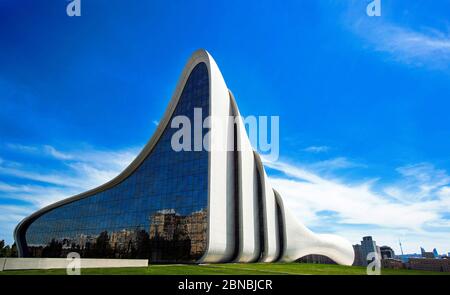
397,163,450,187
0,144,140,244
0,143,139,179
438,186,450,198
264,159,450,254
385,163,450,203
0,165,90,189
0,149,137,208
42,145,73,160
0,181,81,208
303,145,330,153
348,13,450,69
375,26,450,68
5,143,39,153
0,181,25,193
0,205,31,223
0,205,36,245
309,157,364,171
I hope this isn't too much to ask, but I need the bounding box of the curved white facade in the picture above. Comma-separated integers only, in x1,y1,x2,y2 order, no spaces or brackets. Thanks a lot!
15,49,354,265
197,49,354,265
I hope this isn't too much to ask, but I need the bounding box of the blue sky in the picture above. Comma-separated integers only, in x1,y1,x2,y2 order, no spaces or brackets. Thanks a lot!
1,0,450,254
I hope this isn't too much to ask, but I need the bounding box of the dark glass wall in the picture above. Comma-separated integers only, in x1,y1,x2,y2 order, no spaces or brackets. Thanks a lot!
23,63,210,263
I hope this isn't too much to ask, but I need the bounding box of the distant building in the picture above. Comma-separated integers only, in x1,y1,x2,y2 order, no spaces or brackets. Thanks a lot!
421,247,436,259
397,247,445,263
382,258,404,270
149,208,207,258
408,258,450,272
380,246,395,259
109,229,137,251
432,248,439,258
380,246,403,270
352,244,364,266
398,253,422,263
149,209,181,241
297,254,336,265
360,236,378,266
352,236,382,266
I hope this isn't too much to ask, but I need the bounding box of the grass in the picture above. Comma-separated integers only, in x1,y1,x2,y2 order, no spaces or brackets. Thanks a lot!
1,262,449,275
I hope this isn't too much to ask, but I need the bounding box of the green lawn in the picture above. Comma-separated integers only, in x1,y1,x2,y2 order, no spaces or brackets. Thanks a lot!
1,263,448,275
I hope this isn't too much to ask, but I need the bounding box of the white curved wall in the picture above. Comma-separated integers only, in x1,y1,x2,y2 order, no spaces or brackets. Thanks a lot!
229,92,260,262
200,49,353,265
254,153,279,262
261,184,279,262
273,190,286,259
281,204,355,265
196,51,236,263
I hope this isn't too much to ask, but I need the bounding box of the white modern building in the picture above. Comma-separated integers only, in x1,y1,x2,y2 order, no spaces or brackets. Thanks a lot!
14,50,354,265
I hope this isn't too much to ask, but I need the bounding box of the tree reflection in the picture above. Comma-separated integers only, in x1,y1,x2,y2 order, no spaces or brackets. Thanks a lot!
29,208,207,262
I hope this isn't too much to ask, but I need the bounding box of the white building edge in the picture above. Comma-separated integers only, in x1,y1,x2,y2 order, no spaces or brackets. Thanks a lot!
15,49,354,266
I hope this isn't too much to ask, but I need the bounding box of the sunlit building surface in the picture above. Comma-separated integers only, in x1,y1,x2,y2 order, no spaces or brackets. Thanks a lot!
14,50,355,265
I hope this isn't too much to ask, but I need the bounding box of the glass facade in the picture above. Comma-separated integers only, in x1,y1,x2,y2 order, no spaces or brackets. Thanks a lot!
23,63,210,263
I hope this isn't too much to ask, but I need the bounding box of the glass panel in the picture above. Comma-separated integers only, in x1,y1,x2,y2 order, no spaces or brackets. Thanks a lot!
24,63,209,263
